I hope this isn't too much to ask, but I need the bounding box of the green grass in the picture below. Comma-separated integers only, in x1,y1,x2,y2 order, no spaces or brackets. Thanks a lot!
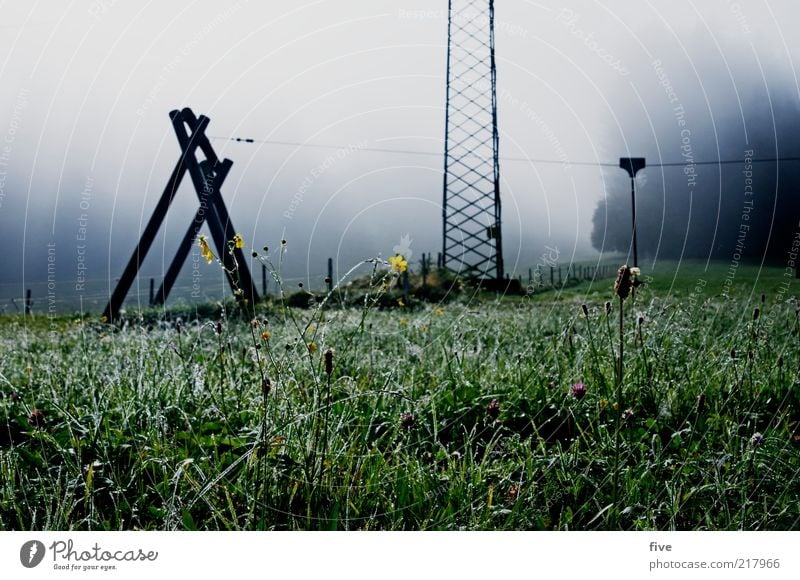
1,259,799,530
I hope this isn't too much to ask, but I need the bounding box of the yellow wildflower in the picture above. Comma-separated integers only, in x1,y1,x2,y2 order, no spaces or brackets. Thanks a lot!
307,342,318,354
261,331,272,342
232,233,245,249
389,254,407,273
434,308,444,316
397,298,405,307
198,235,214,264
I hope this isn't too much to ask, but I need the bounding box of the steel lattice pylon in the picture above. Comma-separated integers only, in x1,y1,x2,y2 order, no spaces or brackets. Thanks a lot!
442,0,504,280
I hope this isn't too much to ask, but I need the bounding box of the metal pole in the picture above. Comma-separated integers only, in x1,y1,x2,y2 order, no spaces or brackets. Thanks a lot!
631,176,638,268
489,0,504,281
441,0,453,272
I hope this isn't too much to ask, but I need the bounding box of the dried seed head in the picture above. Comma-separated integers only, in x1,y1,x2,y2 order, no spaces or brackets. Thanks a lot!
262,378,272,397
215,321,223,335
696,393,706,414
778,356,784,368
324,348,335,376
400,412,416,431
506,484,520,502
761,293,766,304
730,348,736,360
581,304,589,318
753,308,760,321
486,398,501,420
28,409,46,430
605,301,612,316
614,265,633,301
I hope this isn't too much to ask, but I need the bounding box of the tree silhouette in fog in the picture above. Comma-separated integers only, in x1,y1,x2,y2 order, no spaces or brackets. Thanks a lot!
592,93,800,264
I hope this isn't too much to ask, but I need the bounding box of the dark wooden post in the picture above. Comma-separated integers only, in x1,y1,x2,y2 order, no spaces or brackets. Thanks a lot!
25,289,32,315
105,108,259,322
327,258,333,293
262,264,268,296
149,278,155,306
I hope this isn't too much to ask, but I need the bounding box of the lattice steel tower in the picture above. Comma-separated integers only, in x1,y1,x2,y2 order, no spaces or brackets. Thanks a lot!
442,0,504,280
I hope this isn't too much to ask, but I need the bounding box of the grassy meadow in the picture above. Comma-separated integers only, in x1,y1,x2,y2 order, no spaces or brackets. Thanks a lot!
1,257,799,530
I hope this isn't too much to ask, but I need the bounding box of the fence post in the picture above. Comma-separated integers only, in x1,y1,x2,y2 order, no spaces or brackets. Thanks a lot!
550,266,554,287
421,253,428,290
25,289,32,315
149,278,155,306
558,266,562,285
327,258,333,293
262,264,268,296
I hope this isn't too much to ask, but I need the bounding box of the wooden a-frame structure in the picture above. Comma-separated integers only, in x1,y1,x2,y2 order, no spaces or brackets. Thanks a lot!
103,108,259,322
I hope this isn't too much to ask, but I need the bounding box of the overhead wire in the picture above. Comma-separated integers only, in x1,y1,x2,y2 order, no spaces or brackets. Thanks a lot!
210,135,800,167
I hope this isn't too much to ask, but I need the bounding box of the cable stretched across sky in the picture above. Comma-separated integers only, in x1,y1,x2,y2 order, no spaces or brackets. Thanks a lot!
210,135,800,168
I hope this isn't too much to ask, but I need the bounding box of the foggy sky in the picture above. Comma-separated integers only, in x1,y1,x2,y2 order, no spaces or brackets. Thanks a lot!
1,0,799,311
